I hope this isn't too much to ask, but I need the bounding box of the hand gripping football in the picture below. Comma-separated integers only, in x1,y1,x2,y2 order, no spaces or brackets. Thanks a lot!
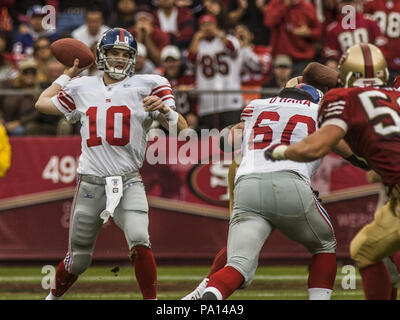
50,38,95,68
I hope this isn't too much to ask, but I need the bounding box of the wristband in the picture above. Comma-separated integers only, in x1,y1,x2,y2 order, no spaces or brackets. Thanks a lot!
272,145,288,160
164,108,179,125
53,74,71,87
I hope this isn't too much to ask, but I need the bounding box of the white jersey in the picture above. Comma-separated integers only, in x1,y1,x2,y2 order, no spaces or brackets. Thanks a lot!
195,35,243,116
52,74,175,177
236,96,321,184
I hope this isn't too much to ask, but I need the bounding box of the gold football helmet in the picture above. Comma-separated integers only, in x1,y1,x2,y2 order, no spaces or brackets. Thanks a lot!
338,43,389,88
285,76,303,88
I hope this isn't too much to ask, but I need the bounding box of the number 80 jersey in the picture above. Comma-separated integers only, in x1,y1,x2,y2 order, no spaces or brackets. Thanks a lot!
51,74,175,177
236,97,321,184
318,87,400,187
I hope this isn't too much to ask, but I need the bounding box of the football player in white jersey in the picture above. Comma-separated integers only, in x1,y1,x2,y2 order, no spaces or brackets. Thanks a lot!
35,28,188,300
199,83,341,300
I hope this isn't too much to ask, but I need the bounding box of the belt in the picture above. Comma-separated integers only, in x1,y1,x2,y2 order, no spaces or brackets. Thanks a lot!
79,171,140,185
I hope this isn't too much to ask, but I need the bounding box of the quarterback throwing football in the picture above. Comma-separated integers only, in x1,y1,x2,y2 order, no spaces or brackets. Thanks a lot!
36,28,187,300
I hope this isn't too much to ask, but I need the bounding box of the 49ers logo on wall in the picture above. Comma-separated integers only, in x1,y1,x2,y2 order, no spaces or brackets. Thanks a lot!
187,161,231,207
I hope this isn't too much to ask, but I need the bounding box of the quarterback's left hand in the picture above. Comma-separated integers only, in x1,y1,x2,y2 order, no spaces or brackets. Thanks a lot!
264,144,288,161
143,95,170,114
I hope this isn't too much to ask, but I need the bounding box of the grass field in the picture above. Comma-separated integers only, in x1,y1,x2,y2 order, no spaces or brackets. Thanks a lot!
0,264,373,300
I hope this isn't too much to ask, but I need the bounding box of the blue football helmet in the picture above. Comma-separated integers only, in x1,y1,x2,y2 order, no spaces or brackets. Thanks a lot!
295,83,323,104
96,28,137,80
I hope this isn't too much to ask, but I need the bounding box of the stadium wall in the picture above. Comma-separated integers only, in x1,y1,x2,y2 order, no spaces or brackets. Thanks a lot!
0,137,380,264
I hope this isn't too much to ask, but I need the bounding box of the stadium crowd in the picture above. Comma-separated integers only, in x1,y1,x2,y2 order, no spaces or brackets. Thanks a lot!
0,0,399,134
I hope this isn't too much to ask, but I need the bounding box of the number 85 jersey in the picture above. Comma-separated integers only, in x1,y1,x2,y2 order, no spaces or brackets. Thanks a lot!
318,87,400,187
51,74,175,177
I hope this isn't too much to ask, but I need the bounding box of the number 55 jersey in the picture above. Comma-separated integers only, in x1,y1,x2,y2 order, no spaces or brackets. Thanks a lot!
318,86,400,188
236,96,321,184
51,74,175,177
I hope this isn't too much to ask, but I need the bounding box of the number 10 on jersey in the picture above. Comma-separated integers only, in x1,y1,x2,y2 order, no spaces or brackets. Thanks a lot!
86,105,131,147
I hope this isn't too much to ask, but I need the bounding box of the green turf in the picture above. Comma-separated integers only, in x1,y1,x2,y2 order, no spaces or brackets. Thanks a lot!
0,264,369,300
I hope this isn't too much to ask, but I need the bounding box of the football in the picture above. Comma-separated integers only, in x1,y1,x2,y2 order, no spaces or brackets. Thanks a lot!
50,38,95,68
303,62,339,92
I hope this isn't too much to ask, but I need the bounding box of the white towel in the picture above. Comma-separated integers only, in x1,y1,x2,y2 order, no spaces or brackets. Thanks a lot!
100,176,123,224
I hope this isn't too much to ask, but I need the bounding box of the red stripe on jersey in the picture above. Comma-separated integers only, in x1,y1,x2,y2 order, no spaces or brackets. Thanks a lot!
154,89,173,99
161,96,174,102
151,85,172,95
57,97,72,112
360,43,374,78
58,93,76,111
61,90,74,103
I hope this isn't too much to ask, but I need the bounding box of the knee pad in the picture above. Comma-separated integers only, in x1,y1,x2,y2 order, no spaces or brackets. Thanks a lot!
67,252,93,275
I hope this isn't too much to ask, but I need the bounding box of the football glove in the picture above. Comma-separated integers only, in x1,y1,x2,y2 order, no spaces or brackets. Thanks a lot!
345,154,369,171
264,144,288,161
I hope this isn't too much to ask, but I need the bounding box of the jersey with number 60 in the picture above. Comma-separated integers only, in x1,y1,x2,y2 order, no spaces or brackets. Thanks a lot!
236,97,321,184
318,87,400,187
51,74,175,177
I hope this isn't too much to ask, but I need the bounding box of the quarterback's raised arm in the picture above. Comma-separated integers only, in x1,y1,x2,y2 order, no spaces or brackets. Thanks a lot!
35,59,85,115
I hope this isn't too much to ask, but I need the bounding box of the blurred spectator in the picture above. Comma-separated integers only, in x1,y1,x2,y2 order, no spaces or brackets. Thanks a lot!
36,58,74,135
201,0,231,31
153,0,196,50
71,7,109,48
134,42,159,74
0,59,40,136
160,45,198,130
234,24,271,87
87,41,102,77
0,32,17,84
33,36,52,83
363,0,400,84
228,0,270,45
12,5,58,61
323,0,387,70
0,122,11,178
0,1,14,36
264,0,322,77
188,14,242,130
109,0,137,29
261,54,292,92
56,1,109,34
128,8,170,67
176,0,204,17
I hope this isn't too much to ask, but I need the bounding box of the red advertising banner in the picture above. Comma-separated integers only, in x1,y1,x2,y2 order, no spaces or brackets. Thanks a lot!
0,136,380,263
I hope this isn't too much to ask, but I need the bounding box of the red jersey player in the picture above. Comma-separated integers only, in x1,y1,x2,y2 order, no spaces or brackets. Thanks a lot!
265,43,400,300
323,0,387,69
364,0,400,81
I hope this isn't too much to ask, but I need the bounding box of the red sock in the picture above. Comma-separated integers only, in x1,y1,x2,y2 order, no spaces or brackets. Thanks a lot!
132,245,157,299
359,262,392,300
207,266,244,299
207,247,227,278
51,260,78,297
308,253,337,289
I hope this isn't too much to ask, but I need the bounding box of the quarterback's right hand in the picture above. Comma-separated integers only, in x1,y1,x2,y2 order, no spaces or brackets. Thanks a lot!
264,144,288,161
64,59,87,78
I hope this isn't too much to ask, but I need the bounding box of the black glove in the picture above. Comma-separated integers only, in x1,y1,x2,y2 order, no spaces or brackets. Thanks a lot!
345,154,369,171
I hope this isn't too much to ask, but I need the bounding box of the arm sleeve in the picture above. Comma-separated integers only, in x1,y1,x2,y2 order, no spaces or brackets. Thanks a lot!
50,82,80,123
318,89,351,133
149,76,176,119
